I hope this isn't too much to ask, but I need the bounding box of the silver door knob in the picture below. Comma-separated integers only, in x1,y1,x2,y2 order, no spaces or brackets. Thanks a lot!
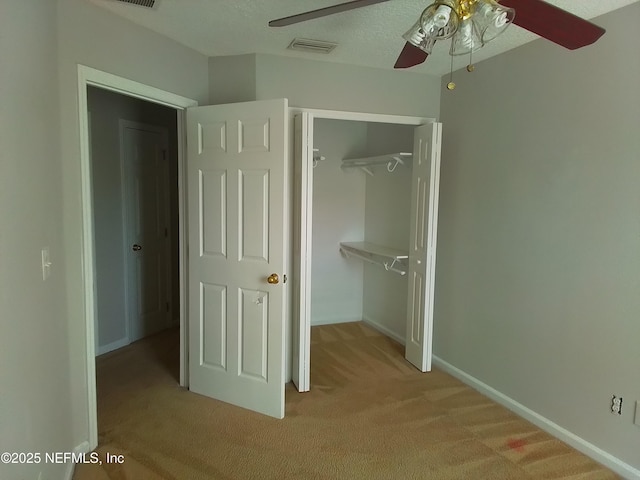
132,244,142,251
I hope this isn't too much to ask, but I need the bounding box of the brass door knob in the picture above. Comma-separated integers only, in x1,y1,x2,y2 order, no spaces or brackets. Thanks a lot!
132,244,142,252
267,273,279,284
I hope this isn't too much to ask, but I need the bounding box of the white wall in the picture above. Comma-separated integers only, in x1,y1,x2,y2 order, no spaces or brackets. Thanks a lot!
0,2,72,480
362,123,415,339
57,0,209,453
436,3,640,474
311,120,368,325
88,87,179,354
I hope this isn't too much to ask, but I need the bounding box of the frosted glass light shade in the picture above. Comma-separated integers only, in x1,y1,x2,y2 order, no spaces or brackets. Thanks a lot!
419,1,459,40
473,0,515,43
402,20,437,54
450,17,483,55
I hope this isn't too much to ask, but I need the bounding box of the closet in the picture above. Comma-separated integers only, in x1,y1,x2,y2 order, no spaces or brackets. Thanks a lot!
292,110,442,392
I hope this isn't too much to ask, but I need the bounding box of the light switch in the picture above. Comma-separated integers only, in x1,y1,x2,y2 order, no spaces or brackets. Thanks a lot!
41,247,52,280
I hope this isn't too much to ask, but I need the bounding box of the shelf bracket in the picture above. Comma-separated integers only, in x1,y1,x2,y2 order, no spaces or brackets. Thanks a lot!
361,166,374,176
383,258,398,271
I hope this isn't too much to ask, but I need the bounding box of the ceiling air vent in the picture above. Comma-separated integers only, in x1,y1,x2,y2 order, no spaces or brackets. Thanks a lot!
114,0,156,8
287,38,338,54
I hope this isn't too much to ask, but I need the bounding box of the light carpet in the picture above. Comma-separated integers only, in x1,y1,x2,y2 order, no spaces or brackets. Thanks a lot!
74,322,619,479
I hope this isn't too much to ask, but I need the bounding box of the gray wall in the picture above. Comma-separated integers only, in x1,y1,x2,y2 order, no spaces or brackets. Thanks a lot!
0,2,72,480
208,53,441,119
57,0,209,456
435,3,640,471
209,54,257,105
255,54,440,117
88,87,179,354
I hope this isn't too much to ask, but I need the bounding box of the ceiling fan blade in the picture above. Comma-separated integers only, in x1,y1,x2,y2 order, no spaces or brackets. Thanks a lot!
500,0,605,50
394,43,429,69
269,0,393,27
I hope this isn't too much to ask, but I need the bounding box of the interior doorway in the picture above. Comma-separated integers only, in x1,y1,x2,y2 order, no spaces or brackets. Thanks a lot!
77,65,198,449
88,87,179,356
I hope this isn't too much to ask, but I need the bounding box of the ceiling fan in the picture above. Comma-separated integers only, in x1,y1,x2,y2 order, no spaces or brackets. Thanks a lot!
268,0,605,71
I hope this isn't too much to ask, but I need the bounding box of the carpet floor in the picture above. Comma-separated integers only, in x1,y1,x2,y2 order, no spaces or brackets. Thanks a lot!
74,322,619,479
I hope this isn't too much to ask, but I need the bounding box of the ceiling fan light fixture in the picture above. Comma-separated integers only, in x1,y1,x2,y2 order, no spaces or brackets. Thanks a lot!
419,1,460,40
473,0,515,43
449,17,483,55
402,21,437,54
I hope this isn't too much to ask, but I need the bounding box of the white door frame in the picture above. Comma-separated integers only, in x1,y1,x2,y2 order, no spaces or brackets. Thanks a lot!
77,65,198,449
289,107,435,391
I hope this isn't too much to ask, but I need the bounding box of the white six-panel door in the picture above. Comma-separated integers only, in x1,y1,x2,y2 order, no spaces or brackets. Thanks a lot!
187,99,289,419
405,122,442,372
121,122,171,343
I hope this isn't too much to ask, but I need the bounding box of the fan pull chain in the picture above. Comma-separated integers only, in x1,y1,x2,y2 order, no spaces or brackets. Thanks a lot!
446,50,456,91
467,49,475,72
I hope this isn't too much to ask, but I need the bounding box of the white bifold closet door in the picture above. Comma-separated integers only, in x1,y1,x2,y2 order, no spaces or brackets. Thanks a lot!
292,112,313,392
293,116,442,392
405,122,442,373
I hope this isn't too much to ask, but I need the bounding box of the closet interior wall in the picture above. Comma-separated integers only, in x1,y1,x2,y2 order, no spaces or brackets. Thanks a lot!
311,119,368,325
362,123,415,342
311,119,415,342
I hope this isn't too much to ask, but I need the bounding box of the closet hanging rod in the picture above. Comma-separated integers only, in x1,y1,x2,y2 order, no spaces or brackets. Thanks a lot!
339,242,408,276
340,247,407,276
341,152,412,175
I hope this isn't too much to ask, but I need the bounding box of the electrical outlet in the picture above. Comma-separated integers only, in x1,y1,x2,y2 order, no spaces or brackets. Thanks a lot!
611,395,623,415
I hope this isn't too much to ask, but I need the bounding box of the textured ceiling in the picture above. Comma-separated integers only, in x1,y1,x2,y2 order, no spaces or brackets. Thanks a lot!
90,0,638,76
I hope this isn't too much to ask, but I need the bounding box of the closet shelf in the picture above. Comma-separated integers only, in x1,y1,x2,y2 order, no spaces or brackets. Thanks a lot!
339,241,408,276
341,152,412,176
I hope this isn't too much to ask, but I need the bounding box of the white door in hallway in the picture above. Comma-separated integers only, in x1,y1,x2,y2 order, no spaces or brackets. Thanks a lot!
121,121,171,343
187,99,289,419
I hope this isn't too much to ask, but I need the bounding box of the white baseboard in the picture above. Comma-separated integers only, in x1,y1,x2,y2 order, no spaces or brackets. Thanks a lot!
63,441,91,480
362,316,405,345
310,317,362,327
432,355,640,480
96,337,129,356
